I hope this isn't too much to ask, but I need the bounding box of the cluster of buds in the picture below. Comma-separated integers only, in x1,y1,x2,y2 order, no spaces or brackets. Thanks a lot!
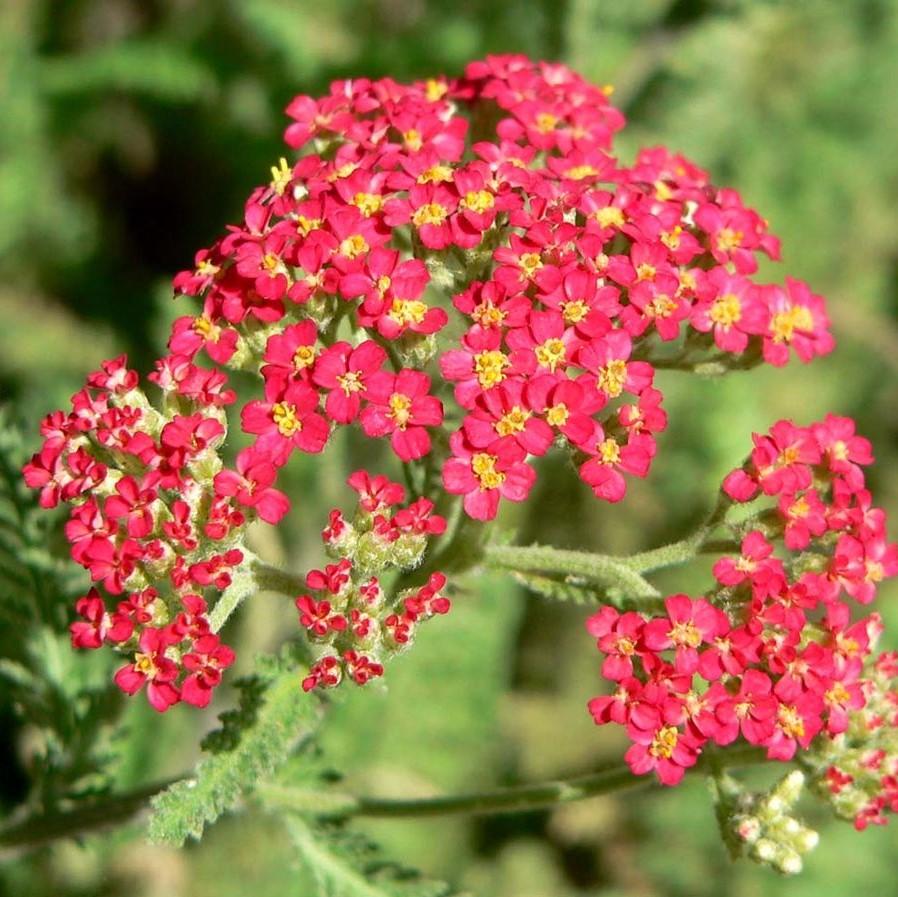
299,471,449,692
21,355,259,710
717,770,819,875
803,650,898,829
587,415,897,785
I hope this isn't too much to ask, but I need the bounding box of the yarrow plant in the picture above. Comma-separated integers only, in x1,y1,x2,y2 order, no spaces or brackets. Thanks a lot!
15,54,896,878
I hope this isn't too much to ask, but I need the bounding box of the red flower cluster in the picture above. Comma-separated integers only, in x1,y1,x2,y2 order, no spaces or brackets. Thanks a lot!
299,471,448,691
167,54,833,522
587,416,896,786
23,355,249,710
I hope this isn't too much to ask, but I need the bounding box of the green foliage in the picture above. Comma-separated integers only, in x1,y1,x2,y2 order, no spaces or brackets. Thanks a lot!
285,816,466,897
148,665,321,846
0,411,121,809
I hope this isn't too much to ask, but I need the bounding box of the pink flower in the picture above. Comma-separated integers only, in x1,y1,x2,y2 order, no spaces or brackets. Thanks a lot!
113,626,181,712
242,380,330,464
312,340,387,424
213,448,290,524
359,370,443,461
181,634,236,708
643,595,725,674
442,432,535,521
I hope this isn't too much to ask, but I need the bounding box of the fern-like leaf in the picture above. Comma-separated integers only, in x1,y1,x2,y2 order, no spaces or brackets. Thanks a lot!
148,667,321,846
285,816,468,897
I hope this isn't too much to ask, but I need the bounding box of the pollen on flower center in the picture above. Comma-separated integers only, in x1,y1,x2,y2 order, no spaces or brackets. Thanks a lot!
597,359,627,398
471,452,505,490
193,315,220,341
376,274,392,295
566,164,598,180
337,371,365,395
473,350,509,389
777,704,806,739
535,112,557,133
710,293,742,327
196,259,220,277
134,652,157,678
340,234,369,258
669,620,702,648
272,402,302,436
789,496,810,518
412,203,449,227
388,393,412,428
598,437,621,465
561,299,589,323
615,636,636,655
293,345,316,369
826,682,851,705
262,253,284,275
270,157,292,195
717,228,744,251
389,298,428,325
661,226,682,249
496,406,531,436
646,294,676,318
296,215,322,236
418,164,453,184
546,403,569,427
403,129,423,151
649,725,679,759
594,207,624,229
473,302,506,327
461,189,495,214
636,263,656,281
535,338,567,371
352,192,384,217
519,252,543,276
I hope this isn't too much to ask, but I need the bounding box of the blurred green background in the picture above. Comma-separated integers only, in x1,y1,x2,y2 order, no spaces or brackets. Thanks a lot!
2,0,898,894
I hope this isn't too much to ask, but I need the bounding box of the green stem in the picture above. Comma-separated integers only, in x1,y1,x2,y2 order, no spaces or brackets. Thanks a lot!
0,747,766,852
483,542,660,599
209,554,305,632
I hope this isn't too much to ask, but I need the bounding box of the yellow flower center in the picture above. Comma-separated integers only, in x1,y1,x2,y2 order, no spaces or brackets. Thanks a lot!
636,263,656,281
403,129,423,151
826,683,851,706
389,298,428,326
546,403,569,427
519,253,543,276
352,192,383,217
412,203,449,227
339,234,369,259
262,253,283,275
561,299,589,324
598,437,621,465
669,620,702,648
789,496,810,518
388,393,412,428
473,350,509,389
710,293,742,327
866,560,884,583
471,452,505,490
646,294,677,318
269,157,292,195
272,402,301,436
472,302,506,327
535,112,558,133
376,275,392,295
296,215,322,237
461,190,495,214
134,652,157,678
777,704,805,740
337,371,365,395
293,345,316,369
716,228,743,252
425,78,448,102
196,259,220,278
831,440,850,461
534,338,567,372
594,207,624,229
495,406,530,436
418,164,453,184
193,316,220,341
660,226,682,250
649,726,679,759
565,164,598,180
596,360,627,398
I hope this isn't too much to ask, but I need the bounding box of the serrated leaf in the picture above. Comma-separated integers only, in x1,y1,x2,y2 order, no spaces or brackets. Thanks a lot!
285,816,467,897
148,669,320,846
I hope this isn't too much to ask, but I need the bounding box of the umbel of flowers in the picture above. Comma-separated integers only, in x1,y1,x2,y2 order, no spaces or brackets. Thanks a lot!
586,415,898,832
24,54,839,714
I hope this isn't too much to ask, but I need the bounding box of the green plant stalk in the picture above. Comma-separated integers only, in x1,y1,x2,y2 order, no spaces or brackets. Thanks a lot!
0,746,765,853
